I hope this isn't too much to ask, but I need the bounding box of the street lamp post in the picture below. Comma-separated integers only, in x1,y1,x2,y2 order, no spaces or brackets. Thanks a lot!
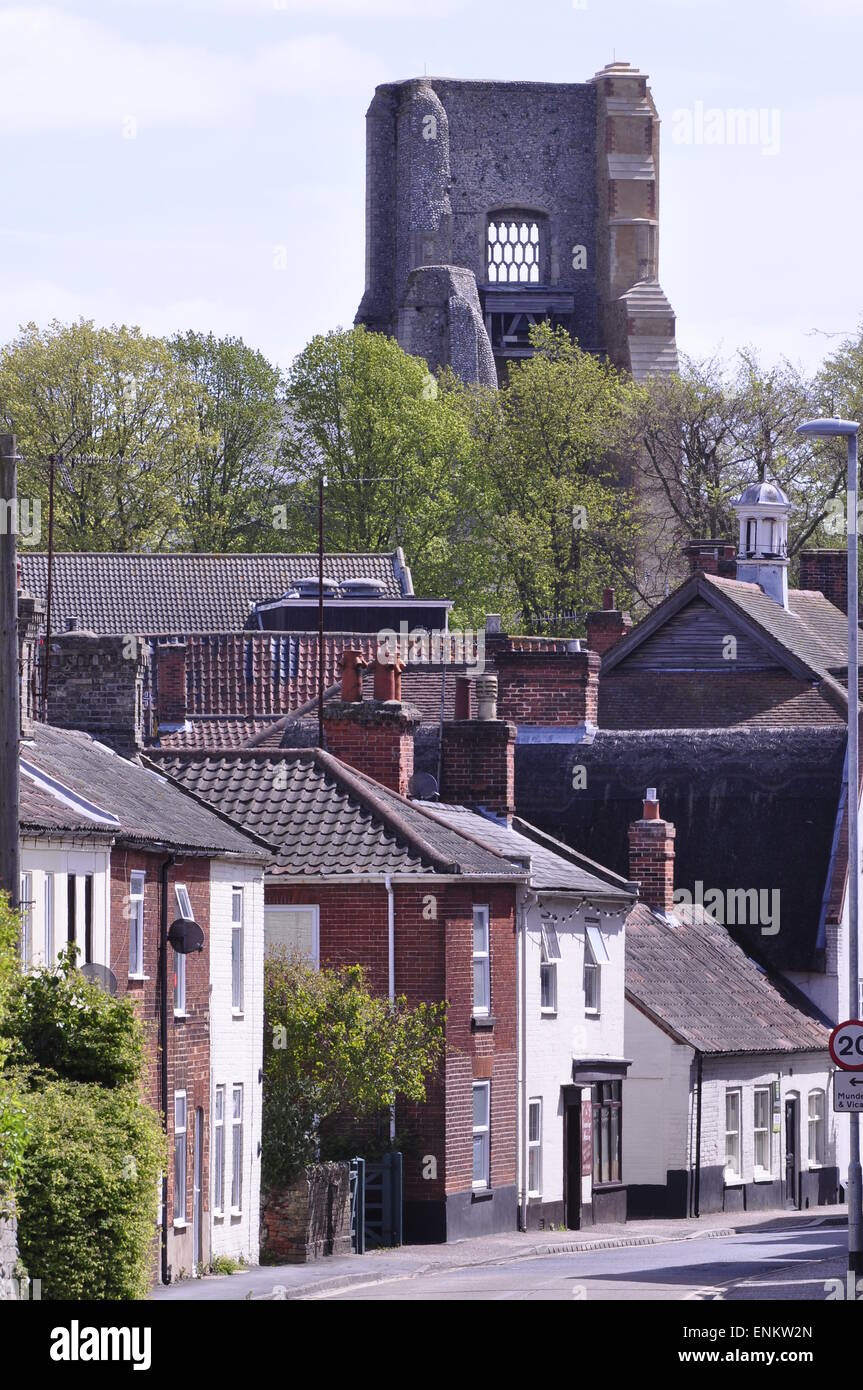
797,416,861,1276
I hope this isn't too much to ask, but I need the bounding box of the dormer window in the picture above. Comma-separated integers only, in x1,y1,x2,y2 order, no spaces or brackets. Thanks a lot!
487,213,543,284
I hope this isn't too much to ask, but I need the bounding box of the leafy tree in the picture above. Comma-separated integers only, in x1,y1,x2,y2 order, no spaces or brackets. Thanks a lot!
2,946,144,1087
167,330,285,551
0,319,199,550
262,955,446,1188
279,326,482,616
461,324,636,633
625,350,843,605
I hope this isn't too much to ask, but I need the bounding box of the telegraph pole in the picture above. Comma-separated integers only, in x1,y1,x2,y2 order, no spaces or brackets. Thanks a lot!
0,434,20,908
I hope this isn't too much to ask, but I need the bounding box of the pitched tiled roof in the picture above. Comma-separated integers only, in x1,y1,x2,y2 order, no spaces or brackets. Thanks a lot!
420,804,635,900
19,551,410,634
151,750,526,881
25,724,269,858
625,901,831,1054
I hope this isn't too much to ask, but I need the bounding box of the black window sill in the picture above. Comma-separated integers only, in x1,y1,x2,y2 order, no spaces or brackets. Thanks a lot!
471,1189,494,1203
471,1015,496,1031
591,1180,624,1192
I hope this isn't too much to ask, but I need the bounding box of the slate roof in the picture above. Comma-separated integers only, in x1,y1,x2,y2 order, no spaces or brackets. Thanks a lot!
19,551,411,634
19,773,116,839
419,804,635,901
514,725,847,974
625,901,831,1054
151,750,527,881
24,724,269,859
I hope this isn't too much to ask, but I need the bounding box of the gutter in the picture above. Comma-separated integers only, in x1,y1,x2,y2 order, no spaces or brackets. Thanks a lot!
160,853,175,1286
385,872,396,1142
693,1050,703,1219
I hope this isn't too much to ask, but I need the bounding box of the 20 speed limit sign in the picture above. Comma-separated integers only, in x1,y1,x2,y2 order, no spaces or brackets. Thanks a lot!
829,1020,863,1070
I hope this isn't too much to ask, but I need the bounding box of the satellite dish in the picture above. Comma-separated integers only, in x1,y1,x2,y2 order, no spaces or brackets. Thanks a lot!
168,918,205,955
408,771,439,800
80,962,118,996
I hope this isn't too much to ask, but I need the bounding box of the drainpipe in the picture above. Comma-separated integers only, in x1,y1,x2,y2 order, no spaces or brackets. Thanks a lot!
693,1050,703,1218
385,873,396,1142
517,897,529,1230
160,854,175,1285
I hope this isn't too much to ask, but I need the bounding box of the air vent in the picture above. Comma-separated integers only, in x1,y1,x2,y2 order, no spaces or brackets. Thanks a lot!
340,577,387,598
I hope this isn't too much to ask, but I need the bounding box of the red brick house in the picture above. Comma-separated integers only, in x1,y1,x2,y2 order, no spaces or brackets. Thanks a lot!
151,693,528,1243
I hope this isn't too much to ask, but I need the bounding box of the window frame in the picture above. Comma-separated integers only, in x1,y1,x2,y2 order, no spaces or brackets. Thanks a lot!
583,938,600,1014
231,887,244,1015
591,1081,622,1187
173,883,192,1016
725,1088,743,1182
472,1080,491,1190
754,1086,772,1177
808,1089,826,1167
487,211,543,285
213,1084,225,1216
173,1091,187,1228
472,905,490,1019
264,903,320,967
128,870,146,978
231,1083,244,1214
527,1097,543,1197
43,872,54,966
19,871,33,968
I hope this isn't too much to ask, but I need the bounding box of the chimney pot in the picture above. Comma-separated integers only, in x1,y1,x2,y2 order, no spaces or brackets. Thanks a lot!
475,673,498,721
373,656,404,703
603,587,615,611
454,676,471,721
340,648,367,702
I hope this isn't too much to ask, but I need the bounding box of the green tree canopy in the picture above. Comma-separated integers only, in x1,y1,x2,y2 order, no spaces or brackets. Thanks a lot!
262,955,446,1188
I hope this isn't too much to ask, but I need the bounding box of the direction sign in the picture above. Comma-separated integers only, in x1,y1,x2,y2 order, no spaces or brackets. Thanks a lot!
834,1071,863,1112
828,1019,863,1070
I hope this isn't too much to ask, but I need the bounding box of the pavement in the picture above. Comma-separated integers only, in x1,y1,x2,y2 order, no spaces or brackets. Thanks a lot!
150,1202,848,1301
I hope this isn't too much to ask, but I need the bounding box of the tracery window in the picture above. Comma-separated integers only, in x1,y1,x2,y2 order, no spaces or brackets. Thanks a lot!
487,214,541,283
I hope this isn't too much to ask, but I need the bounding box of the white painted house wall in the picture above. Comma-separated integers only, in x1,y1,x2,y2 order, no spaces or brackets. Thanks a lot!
625,1001,836,1208
209,860,265,1264
522,892,626,1216
20,838,111,971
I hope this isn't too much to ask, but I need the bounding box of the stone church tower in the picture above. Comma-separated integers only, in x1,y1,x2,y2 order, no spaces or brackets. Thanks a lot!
356,62,678,386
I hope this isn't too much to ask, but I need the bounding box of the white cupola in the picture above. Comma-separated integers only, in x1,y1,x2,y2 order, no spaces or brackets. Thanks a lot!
733,481,791,608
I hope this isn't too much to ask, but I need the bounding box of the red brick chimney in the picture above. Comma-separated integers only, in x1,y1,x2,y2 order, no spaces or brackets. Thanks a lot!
156,641,187,727
440,675,516,820
799,550,848,615
585,587,633,657
628,788,676,914
323,657,421,795
492,637,600,727
684,540,737,578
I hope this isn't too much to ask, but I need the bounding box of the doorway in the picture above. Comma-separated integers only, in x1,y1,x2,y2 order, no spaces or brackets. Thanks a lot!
784,1097,799,1208
564,1100,582,1230
193,1107,203,1273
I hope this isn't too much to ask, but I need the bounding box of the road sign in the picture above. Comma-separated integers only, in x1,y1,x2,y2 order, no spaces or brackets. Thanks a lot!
834,1071,863,1112
829,1019,863,1070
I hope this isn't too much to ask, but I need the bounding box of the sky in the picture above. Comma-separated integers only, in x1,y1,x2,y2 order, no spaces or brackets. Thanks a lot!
2,0,862,377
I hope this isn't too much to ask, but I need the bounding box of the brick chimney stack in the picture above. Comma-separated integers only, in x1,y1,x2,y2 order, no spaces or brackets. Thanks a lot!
684,540,737,578
585,587,633,657
17,587,45,737
491,636,600,728
440,675,516,820
156,641,188,728
628,787,676,915
324,654,421,795
799,550,848,615
47,632,149,757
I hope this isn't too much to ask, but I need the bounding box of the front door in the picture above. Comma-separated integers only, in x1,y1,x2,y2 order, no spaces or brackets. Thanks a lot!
564,1102,582,1230
193,1107,203,1273
784,1098,799,1207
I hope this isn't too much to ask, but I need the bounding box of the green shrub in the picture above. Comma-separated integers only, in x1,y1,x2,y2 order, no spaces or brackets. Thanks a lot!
263,955,445,1189
2,946,144,1087
210,1255,240,1275
16,1078,166,1300
0,891,24,1212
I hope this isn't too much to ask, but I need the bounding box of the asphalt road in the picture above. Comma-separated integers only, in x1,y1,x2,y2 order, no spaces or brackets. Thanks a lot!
315,1225,849,1301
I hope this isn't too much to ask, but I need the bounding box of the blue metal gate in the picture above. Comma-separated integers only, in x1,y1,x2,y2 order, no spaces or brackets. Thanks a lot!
363,1152,403,1249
